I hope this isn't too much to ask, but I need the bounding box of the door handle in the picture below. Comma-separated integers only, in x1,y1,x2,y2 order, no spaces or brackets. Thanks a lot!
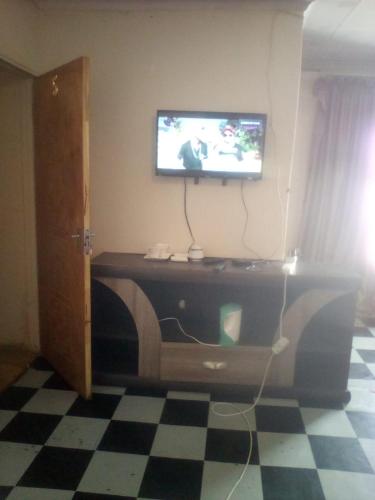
71,230,94,254
84,229,95,255
203,361,227,370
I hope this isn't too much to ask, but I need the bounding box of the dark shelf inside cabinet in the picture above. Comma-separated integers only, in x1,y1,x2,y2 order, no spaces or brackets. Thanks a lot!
91,278,138,375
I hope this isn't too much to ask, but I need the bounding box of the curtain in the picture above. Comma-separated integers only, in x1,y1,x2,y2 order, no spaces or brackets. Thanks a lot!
299,76,375,269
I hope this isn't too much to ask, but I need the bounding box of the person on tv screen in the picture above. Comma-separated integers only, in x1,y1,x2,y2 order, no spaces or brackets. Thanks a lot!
215,125,243,161
178,133,208,170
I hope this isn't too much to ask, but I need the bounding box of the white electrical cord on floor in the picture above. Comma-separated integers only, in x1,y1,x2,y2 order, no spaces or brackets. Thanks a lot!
222,405,253,500
211,354,275,500
158,316,279,499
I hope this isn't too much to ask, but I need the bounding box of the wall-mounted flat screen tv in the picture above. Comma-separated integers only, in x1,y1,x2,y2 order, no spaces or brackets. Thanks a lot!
156,110,267,180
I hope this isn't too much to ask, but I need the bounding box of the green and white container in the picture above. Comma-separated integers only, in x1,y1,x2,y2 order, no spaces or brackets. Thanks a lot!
219,303,242,346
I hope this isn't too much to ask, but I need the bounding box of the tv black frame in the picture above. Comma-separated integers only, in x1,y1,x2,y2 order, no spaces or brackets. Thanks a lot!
155,109,267,181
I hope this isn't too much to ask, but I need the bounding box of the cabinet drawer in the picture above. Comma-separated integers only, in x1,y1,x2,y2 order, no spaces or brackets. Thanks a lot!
160,342,271,385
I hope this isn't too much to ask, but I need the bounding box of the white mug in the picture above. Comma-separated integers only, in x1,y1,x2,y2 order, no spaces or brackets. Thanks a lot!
148,243,169,259
188,244,204,261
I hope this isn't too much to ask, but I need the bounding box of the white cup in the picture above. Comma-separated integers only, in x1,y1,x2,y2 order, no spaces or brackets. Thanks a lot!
148,243,170,259
188,244,204,261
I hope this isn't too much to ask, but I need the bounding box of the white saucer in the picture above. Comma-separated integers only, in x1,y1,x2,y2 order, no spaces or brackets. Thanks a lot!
144,253,171,261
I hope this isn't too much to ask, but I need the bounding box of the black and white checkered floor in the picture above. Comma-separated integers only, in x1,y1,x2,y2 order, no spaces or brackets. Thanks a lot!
1,326,375,500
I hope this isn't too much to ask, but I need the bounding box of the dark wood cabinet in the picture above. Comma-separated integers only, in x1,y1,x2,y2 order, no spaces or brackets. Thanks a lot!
91,252,360,404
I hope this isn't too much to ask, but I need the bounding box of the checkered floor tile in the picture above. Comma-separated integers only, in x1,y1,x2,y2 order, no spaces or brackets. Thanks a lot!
0,326,375,499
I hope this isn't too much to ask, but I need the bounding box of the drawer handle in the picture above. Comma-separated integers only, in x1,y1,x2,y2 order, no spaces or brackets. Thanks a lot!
203,361,227,370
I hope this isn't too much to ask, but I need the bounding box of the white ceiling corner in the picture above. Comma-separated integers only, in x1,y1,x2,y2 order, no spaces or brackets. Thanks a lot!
303,0,375,73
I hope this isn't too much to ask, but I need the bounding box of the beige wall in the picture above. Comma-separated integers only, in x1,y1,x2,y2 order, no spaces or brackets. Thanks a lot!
0,1,305,350
0,0,38,74
0,71,39,349
35,5,304,259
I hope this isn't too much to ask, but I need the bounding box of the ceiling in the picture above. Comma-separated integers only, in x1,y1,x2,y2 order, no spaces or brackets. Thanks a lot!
303,0,375,73
33,0,375,74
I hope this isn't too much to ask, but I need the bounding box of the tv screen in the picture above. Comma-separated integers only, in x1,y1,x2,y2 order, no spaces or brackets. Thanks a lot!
156,110,266,180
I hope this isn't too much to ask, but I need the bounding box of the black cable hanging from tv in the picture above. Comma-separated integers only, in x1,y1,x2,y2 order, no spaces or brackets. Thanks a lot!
183,177,195,246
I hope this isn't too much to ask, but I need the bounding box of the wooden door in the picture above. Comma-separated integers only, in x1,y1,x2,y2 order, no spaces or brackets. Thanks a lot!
34,57,91,398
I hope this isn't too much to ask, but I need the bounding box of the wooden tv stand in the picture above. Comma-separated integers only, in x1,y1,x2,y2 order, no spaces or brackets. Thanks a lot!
91,252,360,403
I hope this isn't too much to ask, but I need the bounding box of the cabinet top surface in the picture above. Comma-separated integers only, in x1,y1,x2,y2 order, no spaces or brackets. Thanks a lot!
91,252,360,289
